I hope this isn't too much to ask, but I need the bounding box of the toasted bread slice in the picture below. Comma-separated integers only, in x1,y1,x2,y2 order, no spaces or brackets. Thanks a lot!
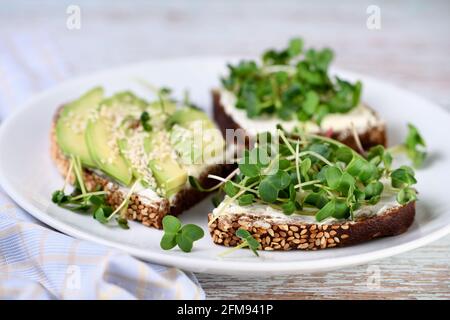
51,107,234,229
212,90,387,151
207,202,415,251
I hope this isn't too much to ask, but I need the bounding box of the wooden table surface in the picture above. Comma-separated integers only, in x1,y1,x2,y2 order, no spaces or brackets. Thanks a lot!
1,0,449,299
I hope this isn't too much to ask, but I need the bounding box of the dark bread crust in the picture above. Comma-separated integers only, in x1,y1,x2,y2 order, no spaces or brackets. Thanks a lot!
212,90,387,151
207,201,415,251
51,106,234,229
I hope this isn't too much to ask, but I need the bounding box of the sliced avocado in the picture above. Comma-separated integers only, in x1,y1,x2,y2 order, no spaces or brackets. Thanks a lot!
85,118,133,186
101,91,148,111
168,107,225,163
55,87,104,167
166,107,212,128
149,99,177,115
148,157,187,197
144,134,187,197
117,138,142,180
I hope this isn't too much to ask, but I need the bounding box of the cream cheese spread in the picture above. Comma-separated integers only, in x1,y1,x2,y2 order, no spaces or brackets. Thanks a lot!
219,89,384,136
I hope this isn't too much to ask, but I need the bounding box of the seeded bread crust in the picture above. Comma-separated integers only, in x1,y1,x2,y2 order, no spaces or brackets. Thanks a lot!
212,90,387,151
51,106,234,229
207,201,415,251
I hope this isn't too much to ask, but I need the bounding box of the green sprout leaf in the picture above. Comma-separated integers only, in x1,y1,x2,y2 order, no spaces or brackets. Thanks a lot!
93,207,108,224
364,181,384,199
116,217,130,230
140,111,152,132
336,146,353,164
259,171,291,203
315,199,349,221
281,200,296,215
160,234,178,250
162,215,181,234
300,157,312,178
303,91,320,115
324,165,342,189
238,193,255,206
391,166,417,189
188,175,221,192
236,228,260,256
160,215,204,253
404,123,427,168
397,187,417,204
288,38,303,57
176,224,205,253
223,181,239,197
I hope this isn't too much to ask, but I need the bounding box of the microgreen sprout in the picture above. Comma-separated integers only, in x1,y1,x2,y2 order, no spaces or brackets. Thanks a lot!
160,215,204,253
196,127,421,226
221,38,362,123
140,111,152,132
51,155,130,229
218,229,260,257
389,123,427,168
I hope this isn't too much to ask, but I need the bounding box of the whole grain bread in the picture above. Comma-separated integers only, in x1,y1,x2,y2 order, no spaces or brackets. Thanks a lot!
208,201,415,251
51,106,234,229
212,90,387,151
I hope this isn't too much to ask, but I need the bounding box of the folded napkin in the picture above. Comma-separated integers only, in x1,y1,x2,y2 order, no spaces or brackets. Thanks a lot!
0,190,204,299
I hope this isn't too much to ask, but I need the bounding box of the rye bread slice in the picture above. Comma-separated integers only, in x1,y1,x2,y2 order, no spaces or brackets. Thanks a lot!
51,106,234,229
212,90,387,151
207,201,415,251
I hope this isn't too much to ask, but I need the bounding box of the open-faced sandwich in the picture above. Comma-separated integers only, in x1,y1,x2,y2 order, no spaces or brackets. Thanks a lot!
51,87,232,229
204,128,421,252
213,38,386,151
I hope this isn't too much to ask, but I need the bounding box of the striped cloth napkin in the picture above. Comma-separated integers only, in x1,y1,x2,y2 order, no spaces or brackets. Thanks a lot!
0,31,204,300
0,190,205,300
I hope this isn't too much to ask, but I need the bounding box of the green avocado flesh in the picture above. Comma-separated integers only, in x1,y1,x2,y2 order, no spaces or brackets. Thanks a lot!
168,108,225,163
144,134,187,197
85,118,133,186
58,88,221,198
167,107,212,128
55,87,104,167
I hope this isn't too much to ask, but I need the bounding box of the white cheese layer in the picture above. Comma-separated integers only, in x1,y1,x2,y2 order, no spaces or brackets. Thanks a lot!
212,191,400,225
219,89,384,136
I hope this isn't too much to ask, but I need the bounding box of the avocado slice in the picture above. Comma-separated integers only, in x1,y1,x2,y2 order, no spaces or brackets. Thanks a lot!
85,118,133,186
117,138,142,180
144,134,187,197
55,87,104,167
149,99,177,116
168,108,225,163
166,107,211,128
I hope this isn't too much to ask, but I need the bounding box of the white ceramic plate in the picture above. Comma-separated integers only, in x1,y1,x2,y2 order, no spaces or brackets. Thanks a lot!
1,57,450,275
